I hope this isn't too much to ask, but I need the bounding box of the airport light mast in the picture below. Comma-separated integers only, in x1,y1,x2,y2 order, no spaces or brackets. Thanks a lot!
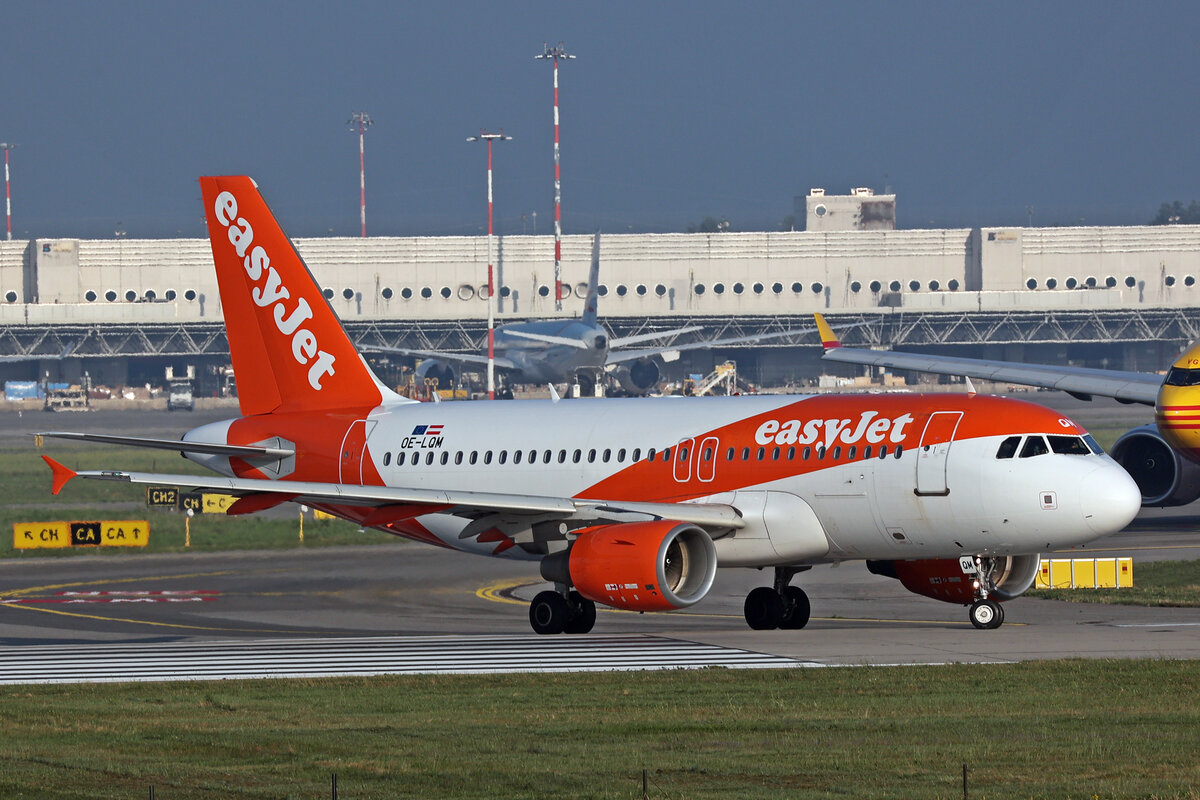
467,131,511,400
535,42,574,312
347,113,373,237
1,143,14,241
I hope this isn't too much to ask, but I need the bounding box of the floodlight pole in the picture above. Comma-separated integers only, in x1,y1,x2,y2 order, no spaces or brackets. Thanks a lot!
348,113,373,237
536,42,575,311
467,131,511,400
1,143,14,241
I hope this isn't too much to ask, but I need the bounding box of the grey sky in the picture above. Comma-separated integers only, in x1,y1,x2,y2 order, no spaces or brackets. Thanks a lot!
1,1,1196,239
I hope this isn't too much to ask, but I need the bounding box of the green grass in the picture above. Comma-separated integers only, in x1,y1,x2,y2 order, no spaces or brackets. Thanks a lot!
0,661,1197,799
1028,559,1200,607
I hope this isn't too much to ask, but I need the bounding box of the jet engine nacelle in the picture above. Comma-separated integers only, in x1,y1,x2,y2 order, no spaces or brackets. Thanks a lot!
611,358,661,395
1110,423,1200,506
866,555,1041,604
540,520,717,612
414,359,456,391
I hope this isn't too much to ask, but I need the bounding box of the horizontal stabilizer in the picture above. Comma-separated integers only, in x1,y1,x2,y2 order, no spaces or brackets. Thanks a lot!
42,456,76,496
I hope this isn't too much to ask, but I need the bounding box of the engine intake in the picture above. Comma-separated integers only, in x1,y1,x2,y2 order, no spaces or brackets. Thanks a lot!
1110,423,1200,506
611,358,661,395
541,520,716,612
415,359,456,391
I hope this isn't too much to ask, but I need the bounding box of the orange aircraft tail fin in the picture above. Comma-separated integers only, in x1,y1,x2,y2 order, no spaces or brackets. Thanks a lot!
199,176,389,416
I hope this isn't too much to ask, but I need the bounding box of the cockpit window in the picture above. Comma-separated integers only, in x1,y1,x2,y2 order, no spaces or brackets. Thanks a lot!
1048,435,1092,455
1019,436,1049,458
996,436,1021,459
1165,366,1200,387
1082,434,1104,455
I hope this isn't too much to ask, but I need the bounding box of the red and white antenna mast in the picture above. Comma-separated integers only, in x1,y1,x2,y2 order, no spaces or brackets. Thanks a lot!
535,42,575,312
347,113,373,237
0,143,14,241
467,131,512,400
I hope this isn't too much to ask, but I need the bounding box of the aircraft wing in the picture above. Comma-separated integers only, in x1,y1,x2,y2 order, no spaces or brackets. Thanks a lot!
813,313,1161,405
608,326,705,348
361,345,517,371
606,324,824,366
43,457,745,534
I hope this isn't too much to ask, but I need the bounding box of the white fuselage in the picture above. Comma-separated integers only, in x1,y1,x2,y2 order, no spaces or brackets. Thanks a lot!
185,393,1141,569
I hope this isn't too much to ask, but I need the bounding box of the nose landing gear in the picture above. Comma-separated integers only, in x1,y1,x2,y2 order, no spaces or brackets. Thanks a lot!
967,556,1006,630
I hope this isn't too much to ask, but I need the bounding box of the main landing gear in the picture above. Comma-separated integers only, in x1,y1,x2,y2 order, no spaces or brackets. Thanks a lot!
529,589,597,635
968,556,1005,630
743,567,811,630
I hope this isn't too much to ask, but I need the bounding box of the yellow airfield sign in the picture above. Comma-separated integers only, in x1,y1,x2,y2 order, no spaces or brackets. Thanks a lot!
14,520,150,550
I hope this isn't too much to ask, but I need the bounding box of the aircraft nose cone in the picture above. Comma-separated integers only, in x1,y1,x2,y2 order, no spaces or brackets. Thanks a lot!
1083,462,1142,535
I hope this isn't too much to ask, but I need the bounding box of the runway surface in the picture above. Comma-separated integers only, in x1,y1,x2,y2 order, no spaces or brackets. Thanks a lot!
2,392,1198,681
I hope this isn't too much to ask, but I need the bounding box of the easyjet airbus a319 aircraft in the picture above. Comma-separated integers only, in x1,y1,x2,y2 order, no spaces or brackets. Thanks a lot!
39,177,1141,632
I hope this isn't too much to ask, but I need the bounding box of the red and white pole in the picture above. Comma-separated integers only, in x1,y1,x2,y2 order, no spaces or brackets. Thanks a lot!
1,144,13,241
347,113,373,237
358,125,366,237
486,138,495,399
536,43,574,311
468,132,511,400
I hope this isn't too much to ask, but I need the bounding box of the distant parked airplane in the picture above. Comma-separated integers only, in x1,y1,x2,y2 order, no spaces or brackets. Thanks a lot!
366,234,820,397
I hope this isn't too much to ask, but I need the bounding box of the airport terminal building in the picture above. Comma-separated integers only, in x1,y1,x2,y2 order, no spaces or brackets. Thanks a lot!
1,189,1198,393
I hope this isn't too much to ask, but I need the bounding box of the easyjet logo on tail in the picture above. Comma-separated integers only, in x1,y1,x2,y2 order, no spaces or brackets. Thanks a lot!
212,191,336,391
755,411,914,448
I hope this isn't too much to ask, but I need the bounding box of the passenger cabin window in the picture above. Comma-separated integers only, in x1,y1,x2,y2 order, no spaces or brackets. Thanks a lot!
397,452,406,466
996,436,1022,459
1048,435,1091,456
440,452,449,465
1019,436,1049,458
383,452,391,466
632,449,642,462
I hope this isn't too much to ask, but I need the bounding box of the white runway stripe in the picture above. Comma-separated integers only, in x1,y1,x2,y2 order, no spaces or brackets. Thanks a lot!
0,635,815,684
